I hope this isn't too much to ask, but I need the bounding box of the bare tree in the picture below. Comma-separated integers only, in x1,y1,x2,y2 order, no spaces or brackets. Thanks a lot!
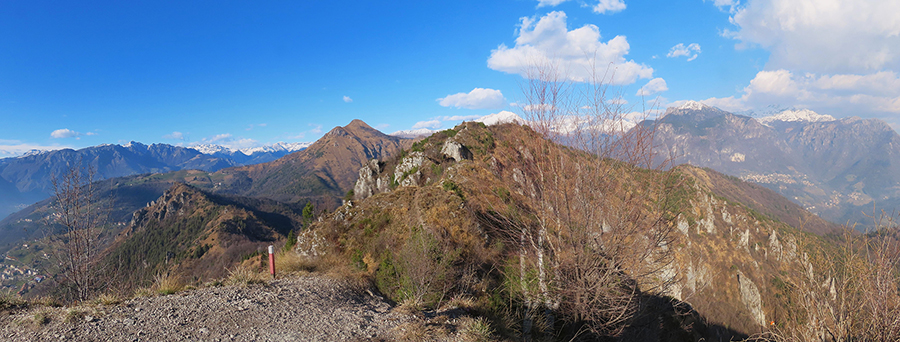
48,160,108,302
759,212,900,341
485,59,678,338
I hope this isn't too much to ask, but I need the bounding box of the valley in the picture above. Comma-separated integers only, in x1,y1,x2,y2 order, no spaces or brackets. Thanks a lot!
0,116,896,340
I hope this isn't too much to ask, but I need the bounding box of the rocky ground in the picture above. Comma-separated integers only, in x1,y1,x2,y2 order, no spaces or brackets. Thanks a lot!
0,275,477,341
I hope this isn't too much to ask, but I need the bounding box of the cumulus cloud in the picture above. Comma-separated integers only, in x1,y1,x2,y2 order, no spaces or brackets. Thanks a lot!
697,0,900,121
50,129,81,139
487,11,653,85
438,88,506,109
675,70,900,116
592,0,626,14
412,120,442,130
724,0,900,74
636,78,668,96
667,43,701,61
163,131,185,140
343,96,353,103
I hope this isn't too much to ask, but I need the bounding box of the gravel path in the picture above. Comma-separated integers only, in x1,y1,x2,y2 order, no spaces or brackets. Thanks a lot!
0,276,427,341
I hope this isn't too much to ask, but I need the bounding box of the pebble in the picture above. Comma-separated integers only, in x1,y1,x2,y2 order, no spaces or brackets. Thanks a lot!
0,275,428,342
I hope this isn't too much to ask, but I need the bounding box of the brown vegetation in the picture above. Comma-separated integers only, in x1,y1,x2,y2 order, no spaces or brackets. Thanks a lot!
47,161,111,302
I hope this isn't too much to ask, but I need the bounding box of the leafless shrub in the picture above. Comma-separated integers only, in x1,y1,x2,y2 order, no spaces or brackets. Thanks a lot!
46,159,111,302
482,59,677,338
768,211,900,341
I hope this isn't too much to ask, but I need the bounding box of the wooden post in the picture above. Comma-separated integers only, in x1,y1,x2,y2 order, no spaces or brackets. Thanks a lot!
268,245,276,279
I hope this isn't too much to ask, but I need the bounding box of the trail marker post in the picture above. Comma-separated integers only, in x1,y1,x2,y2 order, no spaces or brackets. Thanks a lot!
268,245,276,279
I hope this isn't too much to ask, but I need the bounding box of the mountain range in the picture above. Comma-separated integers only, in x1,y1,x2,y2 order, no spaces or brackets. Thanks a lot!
0,141,309,221
647,101,900,227
0,117,891,339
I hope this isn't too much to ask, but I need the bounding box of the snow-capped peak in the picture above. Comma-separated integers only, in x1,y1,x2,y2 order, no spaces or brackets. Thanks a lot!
757,109,835,126
390,128,437,139
190,142,311,155
191,144,232,155
475,111,525,126
237,142,312,155
20,149,47,158
676,100,710,111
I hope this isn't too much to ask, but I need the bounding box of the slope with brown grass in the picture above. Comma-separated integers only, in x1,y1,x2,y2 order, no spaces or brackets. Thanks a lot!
296,121,842,340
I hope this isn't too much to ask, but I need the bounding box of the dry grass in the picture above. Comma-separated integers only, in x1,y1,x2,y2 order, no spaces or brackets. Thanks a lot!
30,295,62,308
225,264,268,286
273,250,323,275
459,316,495,342
64,308,88,323
0,291,26,311
30,308,53,326
393,321,451,342
91,293,122,306
395,297,425,316
132,287,153,298
444,295,477,311
152,272,185,295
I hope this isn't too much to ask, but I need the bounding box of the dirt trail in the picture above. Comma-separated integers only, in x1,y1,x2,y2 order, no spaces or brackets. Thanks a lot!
0,275,430,341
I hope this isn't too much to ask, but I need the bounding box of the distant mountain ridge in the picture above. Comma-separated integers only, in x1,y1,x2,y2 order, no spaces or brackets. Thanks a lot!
648,101,900,226
0,141,311,221
215,119,411,207
0,119,409,293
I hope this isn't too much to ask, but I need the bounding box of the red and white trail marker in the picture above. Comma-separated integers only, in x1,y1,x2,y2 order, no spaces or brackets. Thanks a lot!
268,245,276,279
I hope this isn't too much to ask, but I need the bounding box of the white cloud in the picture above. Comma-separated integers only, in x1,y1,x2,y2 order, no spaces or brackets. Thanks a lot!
537,0,568,7
163,131,185,140
592,0,626,14
438,88,506,109
724,0,900,74
707,0,738,12
0,140,69,157
50,129,80,139
412,120,442,130
702,0,900,124
343,96,353,103
308,124,323,134
286,124,323,140
675,70,900,116
209,133,232,143
742,69,900,114
667,43,701,61
487,11,653,85
636,78,668,96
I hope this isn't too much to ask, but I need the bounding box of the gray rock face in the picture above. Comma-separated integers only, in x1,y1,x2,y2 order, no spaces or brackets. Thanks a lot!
393,152,427,187
737,271,766,327
354,159,389,200
441,139,472,162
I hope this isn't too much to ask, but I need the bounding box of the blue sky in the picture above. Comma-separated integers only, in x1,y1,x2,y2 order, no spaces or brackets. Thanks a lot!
2,0,899,156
